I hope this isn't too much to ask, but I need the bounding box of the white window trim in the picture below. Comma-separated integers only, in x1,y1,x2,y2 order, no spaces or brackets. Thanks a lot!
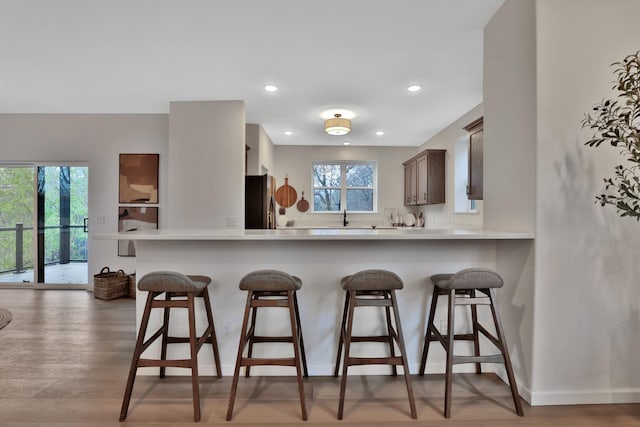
311,160,378,213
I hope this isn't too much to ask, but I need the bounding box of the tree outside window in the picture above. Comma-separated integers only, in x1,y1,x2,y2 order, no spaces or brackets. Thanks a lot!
313,161,376,212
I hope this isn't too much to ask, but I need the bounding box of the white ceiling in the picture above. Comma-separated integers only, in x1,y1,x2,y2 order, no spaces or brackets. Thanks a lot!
0,0,504,147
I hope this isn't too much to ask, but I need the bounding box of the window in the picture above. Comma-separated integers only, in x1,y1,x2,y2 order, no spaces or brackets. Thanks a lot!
313,161,377,212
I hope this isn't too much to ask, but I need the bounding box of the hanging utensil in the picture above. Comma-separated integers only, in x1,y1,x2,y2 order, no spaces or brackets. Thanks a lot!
296,191,309,212
275,175,297,208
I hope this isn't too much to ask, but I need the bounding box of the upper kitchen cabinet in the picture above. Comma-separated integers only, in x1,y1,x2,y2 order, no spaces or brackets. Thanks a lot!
403,149,445,206
404,159,417,205
464,117,483,200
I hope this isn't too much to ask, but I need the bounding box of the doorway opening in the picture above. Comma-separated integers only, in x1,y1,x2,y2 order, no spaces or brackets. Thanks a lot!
0,164,88,286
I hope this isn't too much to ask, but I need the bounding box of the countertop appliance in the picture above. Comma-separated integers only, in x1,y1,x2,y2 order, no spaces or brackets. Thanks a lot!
245,174,276,229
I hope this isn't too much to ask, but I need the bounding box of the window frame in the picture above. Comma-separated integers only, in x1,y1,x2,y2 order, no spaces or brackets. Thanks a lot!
311,160,378,213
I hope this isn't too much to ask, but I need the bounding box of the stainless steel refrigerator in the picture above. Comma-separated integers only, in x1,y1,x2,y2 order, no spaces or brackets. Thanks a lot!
245,174,276,229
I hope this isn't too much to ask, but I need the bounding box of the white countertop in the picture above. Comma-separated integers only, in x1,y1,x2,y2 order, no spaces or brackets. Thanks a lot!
95,227,534,241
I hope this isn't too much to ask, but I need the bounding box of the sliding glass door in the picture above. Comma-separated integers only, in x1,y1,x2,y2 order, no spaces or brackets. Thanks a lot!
0,166,35,283
0,164,88,285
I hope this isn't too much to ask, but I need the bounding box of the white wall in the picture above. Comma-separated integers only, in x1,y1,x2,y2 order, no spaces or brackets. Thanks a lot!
416,104,485,229
246,123,275,175
533,0,640,405
0,114,168,286
483,0,537,402
273,145,416,227
483,0,537,234
168,101,246,229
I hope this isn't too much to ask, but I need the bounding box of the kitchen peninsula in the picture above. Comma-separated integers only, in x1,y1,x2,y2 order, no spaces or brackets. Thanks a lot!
96,227,534,386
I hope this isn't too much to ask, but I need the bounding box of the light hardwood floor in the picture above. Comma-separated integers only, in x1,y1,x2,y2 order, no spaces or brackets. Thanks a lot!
0,289,638,426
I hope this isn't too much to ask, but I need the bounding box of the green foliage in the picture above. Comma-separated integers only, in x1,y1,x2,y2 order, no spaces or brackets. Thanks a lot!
0,167,35,271
583,51,640,220
0,166,88,274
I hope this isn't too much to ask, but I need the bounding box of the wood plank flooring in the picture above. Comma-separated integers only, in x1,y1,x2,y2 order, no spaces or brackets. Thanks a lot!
0,289,638,426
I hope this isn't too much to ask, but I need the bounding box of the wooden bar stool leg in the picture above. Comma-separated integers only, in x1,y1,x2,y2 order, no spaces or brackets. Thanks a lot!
245,292,259,378
419,287,440,375
287,291,308,420
293,291,309,377
226,291,253,421
202,290,222,378
186,293,201,422
338,291,356,420
390,290,417,419
470,290,482,374
384,291,398,376
337,290,356,420
120,291,155,421
333,291,350,377
159,292,171,378
444,288,456,419
488,288,524,416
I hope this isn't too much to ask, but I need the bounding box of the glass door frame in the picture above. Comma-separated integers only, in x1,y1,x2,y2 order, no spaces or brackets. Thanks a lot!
33,161,89,286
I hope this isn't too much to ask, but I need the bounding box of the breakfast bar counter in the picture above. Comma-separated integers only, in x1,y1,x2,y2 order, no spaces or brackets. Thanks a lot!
97,227,533,241
95,227,534,391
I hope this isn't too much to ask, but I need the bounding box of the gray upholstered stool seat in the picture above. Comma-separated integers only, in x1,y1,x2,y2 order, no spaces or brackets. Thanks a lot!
138,271,211,293
239,269,302,291
334,269,416,420
120,271,222,422
341,269,404,291
419,267,523,418
431,268,503,290
227,269,308,421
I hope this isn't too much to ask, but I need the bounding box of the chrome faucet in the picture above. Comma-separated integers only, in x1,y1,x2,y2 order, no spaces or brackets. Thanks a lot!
343,209,349,227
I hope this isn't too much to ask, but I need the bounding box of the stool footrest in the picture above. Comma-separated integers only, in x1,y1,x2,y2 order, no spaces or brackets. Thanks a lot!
251,299,289,308
241,357,297,367
348,356,404,366
429,332,476,341
249,335,294,343
354,299,392,307
349,335,394,343
152,299,189,309
452,354,505,365
138,358,193,368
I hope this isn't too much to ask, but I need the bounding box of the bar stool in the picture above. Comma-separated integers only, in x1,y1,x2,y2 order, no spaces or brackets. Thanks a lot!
418,267,523,418
226,270,308,421
120,271,222,422
334,269,417,420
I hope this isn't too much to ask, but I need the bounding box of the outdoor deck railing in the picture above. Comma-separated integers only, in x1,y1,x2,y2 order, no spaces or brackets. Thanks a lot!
0,222,88,275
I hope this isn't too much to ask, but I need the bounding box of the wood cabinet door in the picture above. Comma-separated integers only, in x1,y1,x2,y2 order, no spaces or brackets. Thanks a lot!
426,150,445,204
468,128,483,200
404,162,417,206
416,155,429,204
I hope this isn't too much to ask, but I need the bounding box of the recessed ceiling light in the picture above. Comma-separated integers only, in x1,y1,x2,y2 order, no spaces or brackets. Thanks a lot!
284,130,293,136
375,131,385,136
264,85,278,92
343,141,351,146
407,85,422,92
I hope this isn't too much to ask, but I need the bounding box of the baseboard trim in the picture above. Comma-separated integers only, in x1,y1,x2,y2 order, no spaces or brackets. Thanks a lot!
530,388,640,406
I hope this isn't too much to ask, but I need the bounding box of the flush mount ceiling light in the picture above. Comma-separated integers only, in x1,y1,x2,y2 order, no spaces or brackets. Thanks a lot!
407,84,422,92
324,113,351,136
264,85,278,92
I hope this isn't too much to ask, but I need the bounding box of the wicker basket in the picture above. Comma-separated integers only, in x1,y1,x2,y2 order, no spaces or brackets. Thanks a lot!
128,272,137,299
94,267,129,300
